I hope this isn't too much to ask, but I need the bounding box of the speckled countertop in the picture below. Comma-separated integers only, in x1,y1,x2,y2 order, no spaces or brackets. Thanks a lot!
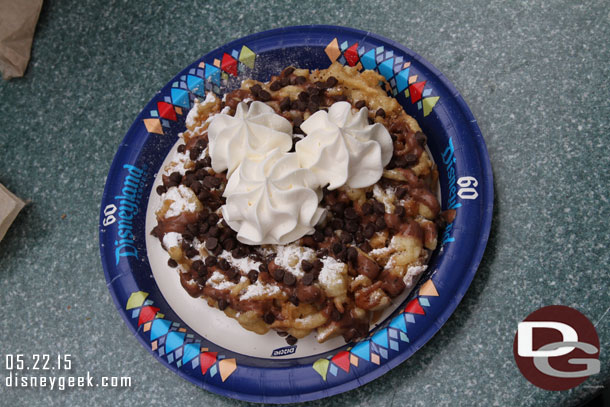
0,0,608,406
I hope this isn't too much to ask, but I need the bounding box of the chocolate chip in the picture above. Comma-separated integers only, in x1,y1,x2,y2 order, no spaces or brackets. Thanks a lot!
344,207,358,219
347,247,358,265
373,201,386,215
186,223,199,236
375,217,387,231
313,230,324,242
250,84,262,95
231,247,246,259
355,231,364,243
263,312,275,324
313,259,323,271
191,259,204,272
360,241,373,252
325,76,338,87
257,89,271,102
404,153,418,166
361,202,373,215
271,267,285,282
169,172,182,184
283,272,296,286
212,245,223,256
197,189,210,201
177,144,186,153
286,335,297,345
248,269,258,283
394,156,407,168
270,81,282,91
331,308,342,322
331,202,345,216
368,117,374,125
395,205,406,217
308,102,319,113
217,298,228,310
396,186,408,199
340,232,353,244
331,218,344,229
363,223,376,238
294,75,307,85
205,176,222,189
156,185,166,195
222,238,237,251
345,220,359,233
332,242,343,254
375,108,386,118
258,263,268,273
189,148,201,161
298,91,309,102
219,258,230,271
196,138,208,149
186,247,198,258
202,156,212,168
225,267,238,279
294,100,306,111
301,260,313,271
219,228,232,242
167,258,178,268
324,226,333,237
182,231,194,241
281,67,295,77
355,100,366,109
280,77,290,87
317,248,329,258
208,226,220,237
333,94,347,102
205,256,217,267
205,237,218,250
302,272,315,286
310,94,323,105
190,182,202,195
415,131,427,146
207,213,219,225
279,97,291,111
199,222,209,235
289,295,300,306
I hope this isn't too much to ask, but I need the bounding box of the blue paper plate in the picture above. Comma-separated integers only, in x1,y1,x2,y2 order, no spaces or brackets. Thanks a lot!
99,25,493,403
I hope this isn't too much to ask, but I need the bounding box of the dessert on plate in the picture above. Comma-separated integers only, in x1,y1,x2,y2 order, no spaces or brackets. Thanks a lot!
151,62,442,345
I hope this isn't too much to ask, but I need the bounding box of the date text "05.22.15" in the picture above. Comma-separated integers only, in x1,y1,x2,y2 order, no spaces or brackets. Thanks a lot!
4,354,72,371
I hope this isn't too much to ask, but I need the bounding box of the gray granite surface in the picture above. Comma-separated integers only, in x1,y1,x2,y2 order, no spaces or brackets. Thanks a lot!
0,0,608,406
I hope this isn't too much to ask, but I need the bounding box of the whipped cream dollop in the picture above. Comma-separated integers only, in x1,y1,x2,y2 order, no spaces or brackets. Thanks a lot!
296,101,393,190
207,101,293,176
221,148,325,245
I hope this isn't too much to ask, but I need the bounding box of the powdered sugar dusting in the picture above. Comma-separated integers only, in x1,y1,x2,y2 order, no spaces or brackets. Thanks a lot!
162,232,182,249
162,185,198,218
318,256,347,288
207,271,236,290
239,281,281,300
403,265,427,288
221,250,262,273
373,184,396,213
272,244,316,278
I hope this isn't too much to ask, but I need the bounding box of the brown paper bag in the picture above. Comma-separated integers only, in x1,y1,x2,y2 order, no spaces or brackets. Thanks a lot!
0,0,43,80
0,183,25,242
